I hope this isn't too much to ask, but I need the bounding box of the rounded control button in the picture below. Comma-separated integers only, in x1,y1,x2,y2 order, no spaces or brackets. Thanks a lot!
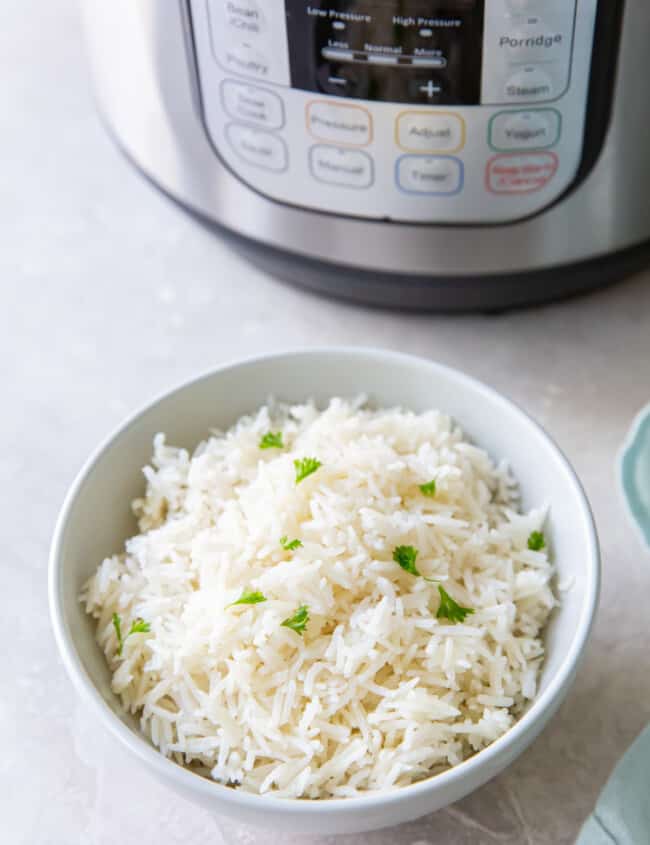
221,43,271,79
396,156,464,195
504,66,555,102
499,20,566,63
306,101,372,147
309,145,374,189
506,0,536,9
506,0,565,12
316,64,370,99
490,109,561,150
225,123,288,172
220,80,284,130
486,152,559,194
214,0,266,37
396,111,465,154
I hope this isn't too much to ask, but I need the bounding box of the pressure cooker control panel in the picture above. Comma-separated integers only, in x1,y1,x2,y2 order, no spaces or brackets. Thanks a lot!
190,0,599,224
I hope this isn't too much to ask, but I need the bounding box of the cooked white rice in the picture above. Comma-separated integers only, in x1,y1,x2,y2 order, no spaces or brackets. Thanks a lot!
82,398,555,799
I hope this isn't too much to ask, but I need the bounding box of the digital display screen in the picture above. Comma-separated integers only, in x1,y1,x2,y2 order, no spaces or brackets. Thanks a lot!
286,1,485,104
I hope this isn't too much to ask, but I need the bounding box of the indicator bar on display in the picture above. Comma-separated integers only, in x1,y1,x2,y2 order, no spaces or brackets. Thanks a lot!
321,47,447,69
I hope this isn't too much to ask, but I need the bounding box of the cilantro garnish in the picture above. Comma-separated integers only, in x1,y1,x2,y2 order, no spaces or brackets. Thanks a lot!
227,590,267,608
112,613,151,657
392,545,436,582
294,457,322,484
393,545,421,576
436,586,475,624
281,605,310,636
528,531,546,551
280,536,303,551
259,432,284,450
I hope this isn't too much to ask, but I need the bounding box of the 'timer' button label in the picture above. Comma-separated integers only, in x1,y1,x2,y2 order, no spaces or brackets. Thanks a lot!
396,155,464,195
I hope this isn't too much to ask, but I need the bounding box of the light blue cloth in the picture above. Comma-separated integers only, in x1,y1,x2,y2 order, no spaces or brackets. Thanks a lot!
577,725,650,844
577,409,650,843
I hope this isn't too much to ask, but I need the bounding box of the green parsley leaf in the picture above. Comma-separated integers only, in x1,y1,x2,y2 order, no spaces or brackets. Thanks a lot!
280,536,303,551
419,480,437,497
227,590,267,609
294,457,322,484
112,612,124,656
436,586,475,624
392,545,437,582
259,431,284,450
528,531,546,551
393,545,421,576
128,618,151,636
113,613,150,656
281,604,309,636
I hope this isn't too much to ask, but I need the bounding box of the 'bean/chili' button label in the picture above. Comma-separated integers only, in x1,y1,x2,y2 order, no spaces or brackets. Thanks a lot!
486,152,559,194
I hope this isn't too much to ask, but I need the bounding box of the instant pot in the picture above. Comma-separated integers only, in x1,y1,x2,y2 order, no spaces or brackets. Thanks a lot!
82,1,650,310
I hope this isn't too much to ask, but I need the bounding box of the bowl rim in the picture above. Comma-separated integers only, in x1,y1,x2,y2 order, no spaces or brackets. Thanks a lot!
49,346,600,816
619,400,650,549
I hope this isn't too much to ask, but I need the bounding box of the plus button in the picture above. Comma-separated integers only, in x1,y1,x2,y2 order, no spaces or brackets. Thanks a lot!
419,80,442,98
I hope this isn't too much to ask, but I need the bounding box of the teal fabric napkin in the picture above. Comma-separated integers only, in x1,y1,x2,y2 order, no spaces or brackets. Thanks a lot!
579,408,650,842
577,725,650,844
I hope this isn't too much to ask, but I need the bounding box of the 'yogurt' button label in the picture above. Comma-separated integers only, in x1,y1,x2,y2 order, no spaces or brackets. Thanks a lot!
489,109,561,151
396,155,464,195
486,152,559,194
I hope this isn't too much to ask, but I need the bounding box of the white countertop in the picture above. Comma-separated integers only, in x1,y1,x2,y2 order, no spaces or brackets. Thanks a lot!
4,2,650,843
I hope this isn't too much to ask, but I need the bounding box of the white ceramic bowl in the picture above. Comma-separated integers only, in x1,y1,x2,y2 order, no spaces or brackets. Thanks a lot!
49,348,600,835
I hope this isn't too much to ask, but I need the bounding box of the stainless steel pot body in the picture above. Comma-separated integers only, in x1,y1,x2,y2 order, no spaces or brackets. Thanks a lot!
81,1,650,309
